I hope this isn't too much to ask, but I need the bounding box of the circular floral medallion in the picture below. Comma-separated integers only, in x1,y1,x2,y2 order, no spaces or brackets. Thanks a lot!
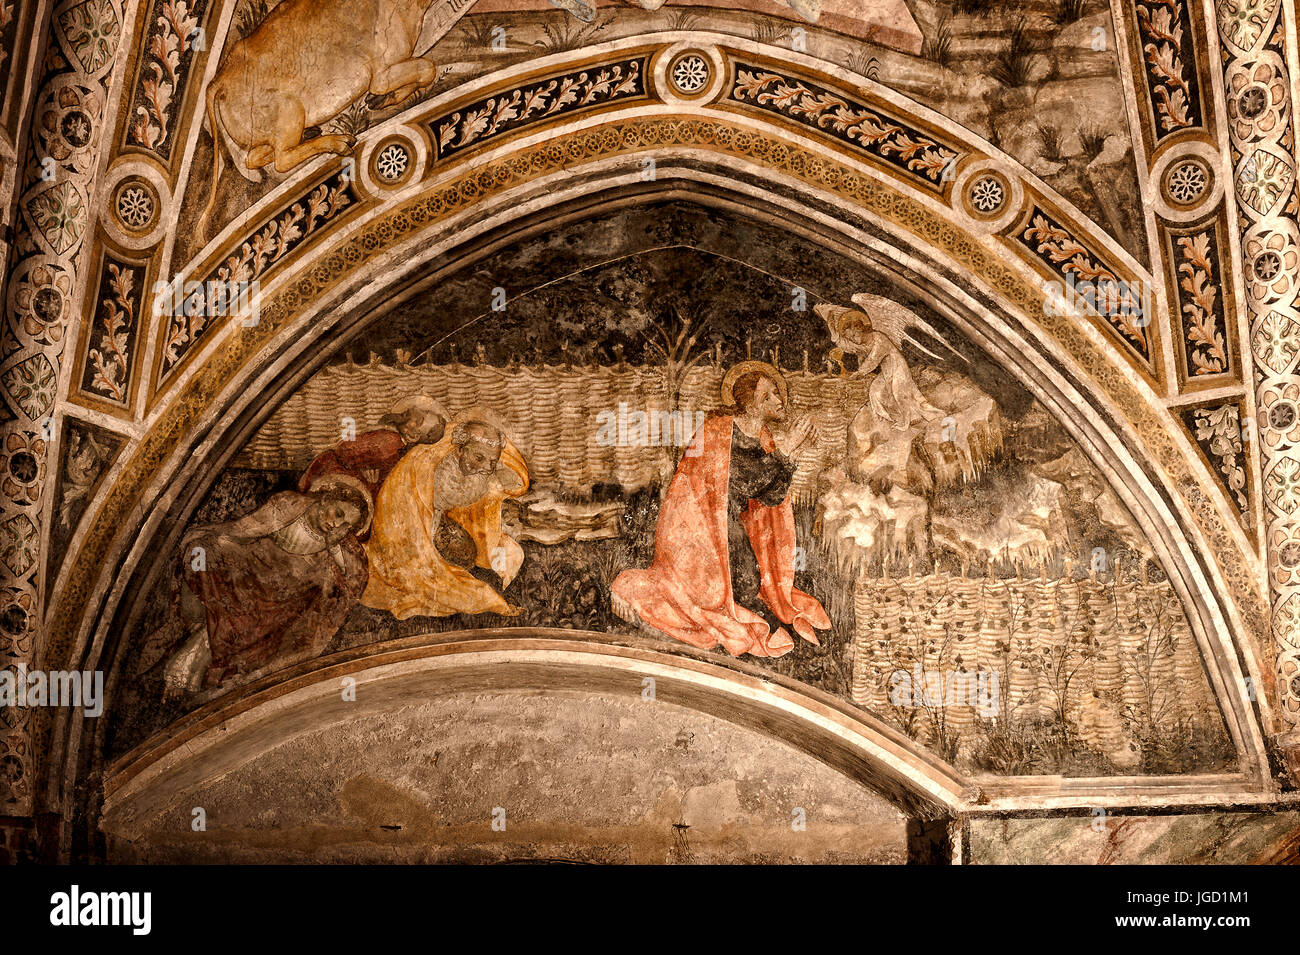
1260,382,1300,448
369,137,416,187
0,755,23,785
1238,83,1269,120
958,168,1015,225
376,143,410,182
38,85,103,172
60,108,93,149
113,177,158,233
15,263,71,344
1227,60,1288,141
968,174,1007,216
1254,249,1284,283
1163,158,1210,207
1270,400,1299,432
7,452,37,485
32,287,63,324
669,53,711,95
0,605,27,640
0,589,33,659
1,433,46,506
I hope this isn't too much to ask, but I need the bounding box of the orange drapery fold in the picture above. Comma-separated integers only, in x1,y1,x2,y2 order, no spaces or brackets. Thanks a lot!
362,436,529,619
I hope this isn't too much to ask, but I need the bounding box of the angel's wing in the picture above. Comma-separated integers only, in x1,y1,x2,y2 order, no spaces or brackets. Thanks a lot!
849,292,964,364
813,303,855,352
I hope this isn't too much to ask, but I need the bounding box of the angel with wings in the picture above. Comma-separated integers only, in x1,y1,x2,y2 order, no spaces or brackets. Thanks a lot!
815,293,958,432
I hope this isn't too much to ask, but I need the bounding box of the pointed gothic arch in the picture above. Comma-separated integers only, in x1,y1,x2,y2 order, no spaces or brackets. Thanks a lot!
3,4,1298,860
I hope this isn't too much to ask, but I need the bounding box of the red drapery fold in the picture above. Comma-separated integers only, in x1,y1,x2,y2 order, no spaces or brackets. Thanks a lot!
612,415,830,657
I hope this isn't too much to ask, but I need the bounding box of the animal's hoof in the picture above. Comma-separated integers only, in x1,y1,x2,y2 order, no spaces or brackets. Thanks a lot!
377,92,415,110
320,134,356,156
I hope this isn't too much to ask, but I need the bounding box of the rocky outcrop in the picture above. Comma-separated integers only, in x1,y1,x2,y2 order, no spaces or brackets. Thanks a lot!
818,369,1006,570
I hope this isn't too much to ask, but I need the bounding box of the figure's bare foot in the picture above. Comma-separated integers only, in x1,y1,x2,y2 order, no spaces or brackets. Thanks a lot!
499,604,526,618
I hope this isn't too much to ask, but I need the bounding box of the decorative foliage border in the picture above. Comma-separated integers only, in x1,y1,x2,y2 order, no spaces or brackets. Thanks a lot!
429,56,650,162
0,0,124,817
156,170,357,384
1164,222,1233,383
1182,401,1251,518
1132,0,1205,141
46,417,124,604
124,0,209,161
1017,207,1152,364
79,255,145,405
1218,0,1300,729
728,62,959,190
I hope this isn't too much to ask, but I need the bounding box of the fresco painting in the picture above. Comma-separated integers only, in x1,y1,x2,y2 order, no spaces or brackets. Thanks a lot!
2,0,1297,869
116,239,1232,780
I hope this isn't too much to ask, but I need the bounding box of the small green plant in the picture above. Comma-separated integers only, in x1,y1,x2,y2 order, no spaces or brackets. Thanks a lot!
971,720,1036,774
751,17,791,46
665,9,703,32
1036,122,1064,163
457,14,502,51
847,51,882,81
1079,123,1109,162
922,16,954,68
321,99,370,139
992,17,1038,87
538,11,608,53
1051,0,1090,25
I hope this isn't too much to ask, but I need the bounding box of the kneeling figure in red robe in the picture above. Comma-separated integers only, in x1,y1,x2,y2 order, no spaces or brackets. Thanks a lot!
612,362,832,657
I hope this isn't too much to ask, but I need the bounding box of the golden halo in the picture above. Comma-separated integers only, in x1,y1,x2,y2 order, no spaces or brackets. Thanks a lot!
307,472,373,538
721,361,787,407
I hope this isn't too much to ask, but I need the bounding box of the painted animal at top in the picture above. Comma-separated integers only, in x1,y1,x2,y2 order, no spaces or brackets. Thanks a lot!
199,0,592,237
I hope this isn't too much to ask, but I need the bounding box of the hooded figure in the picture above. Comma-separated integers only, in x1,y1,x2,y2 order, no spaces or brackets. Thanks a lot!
169,481,370,694
298,395,447,524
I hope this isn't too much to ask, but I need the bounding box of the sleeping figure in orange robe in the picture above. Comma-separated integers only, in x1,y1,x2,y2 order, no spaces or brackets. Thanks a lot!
362,418,529,619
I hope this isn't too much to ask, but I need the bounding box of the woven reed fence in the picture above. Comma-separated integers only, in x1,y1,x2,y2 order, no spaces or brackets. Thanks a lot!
236,362,888,495
850,568,1219,766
